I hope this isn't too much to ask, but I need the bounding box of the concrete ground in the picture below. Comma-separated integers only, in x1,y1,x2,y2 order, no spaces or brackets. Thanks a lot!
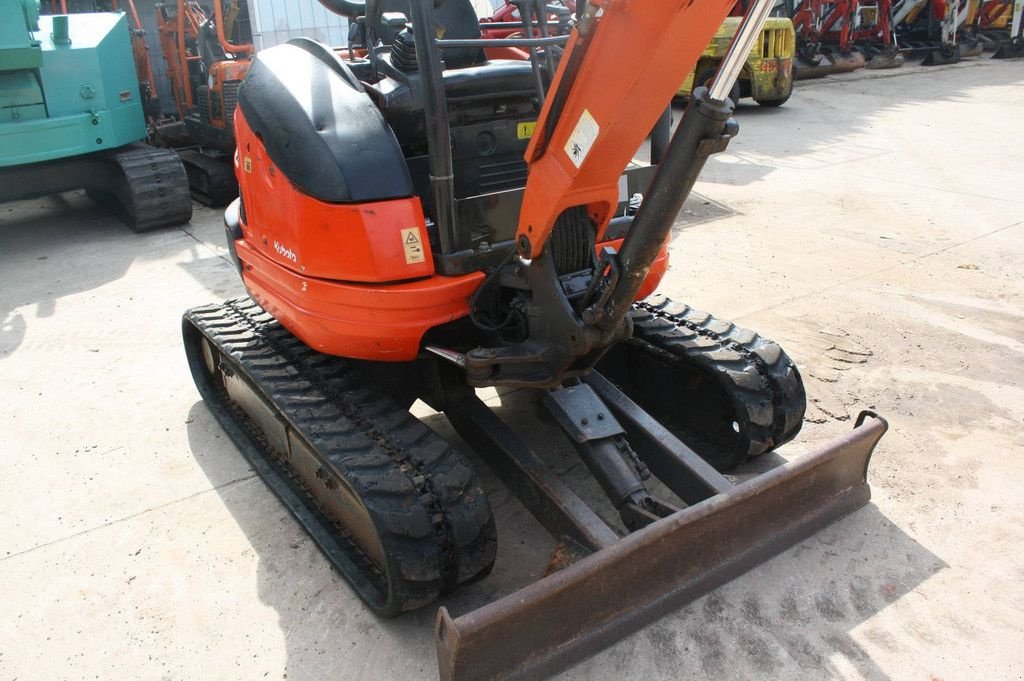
2,59,1023,681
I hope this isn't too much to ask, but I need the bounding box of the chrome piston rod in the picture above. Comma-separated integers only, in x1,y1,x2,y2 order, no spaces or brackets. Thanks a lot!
708,0,777,104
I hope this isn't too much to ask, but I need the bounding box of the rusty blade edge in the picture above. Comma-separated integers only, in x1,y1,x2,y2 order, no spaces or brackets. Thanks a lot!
435,413,889,681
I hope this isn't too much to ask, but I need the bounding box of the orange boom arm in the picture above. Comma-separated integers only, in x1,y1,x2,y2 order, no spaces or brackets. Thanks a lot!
517,0,736,256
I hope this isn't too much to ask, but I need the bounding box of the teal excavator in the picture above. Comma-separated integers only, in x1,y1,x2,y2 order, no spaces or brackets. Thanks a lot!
0,0,190,232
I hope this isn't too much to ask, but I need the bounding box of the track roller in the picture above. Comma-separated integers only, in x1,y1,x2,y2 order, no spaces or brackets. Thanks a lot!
179,149,239,206
596,295,806,470
86,143,192,232
183,298,497,616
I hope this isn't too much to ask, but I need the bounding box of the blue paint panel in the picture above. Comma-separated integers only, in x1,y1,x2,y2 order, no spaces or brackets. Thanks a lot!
0,11,145,167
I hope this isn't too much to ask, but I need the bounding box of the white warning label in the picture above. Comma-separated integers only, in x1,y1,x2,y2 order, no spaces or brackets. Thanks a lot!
401,227,425,264
564,108,600,169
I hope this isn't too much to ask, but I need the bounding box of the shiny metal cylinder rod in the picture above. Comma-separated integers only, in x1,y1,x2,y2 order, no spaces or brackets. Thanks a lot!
708,0,776,103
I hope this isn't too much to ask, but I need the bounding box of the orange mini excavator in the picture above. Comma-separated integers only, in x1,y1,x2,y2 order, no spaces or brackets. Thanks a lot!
155,0,254,204
183,0,888,678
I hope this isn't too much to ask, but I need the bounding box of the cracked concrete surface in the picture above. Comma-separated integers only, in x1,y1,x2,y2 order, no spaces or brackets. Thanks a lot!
2,59,1023,680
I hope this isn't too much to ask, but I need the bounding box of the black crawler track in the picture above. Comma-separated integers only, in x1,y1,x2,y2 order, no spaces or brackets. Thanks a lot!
179,149,239,206
87,143,192,232
596,295,806,470
183,298,496,616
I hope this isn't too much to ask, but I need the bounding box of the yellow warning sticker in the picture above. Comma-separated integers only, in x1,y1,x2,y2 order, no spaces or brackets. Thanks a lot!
401,227,425,264
517,121,537,140
243,156,252,173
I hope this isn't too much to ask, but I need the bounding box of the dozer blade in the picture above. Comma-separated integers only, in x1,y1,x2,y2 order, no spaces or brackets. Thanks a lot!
959,40,985,58
830,49,868,72
921,44,961,65
865,48,904,69
991,38,1024,58
435,411,887,681
793,53,835,79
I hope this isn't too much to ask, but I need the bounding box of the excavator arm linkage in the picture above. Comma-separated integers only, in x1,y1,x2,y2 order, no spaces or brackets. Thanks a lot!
516,0,735,254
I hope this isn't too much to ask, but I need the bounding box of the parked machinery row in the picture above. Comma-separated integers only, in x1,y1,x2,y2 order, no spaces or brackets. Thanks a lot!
784,0,1023,79
11,0,1020,230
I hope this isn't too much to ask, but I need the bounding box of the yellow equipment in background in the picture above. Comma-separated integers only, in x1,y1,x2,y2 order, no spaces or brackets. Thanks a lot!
678,16,796,107
968,0,1013,29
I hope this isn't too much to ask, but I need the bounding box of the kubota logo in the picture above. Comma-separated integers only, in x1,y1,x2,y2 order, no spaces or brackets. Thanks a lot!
273,241,297,262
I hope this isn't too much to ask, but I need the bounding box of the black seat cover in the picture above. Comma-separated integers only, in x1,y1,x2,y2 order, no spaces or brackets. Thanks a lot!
237,39,414,203
442,60,540,99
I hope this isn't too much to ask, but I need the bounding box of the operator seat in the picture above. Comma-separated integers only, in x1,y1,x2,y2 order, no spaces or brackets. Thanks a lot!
236,0,544,214
344,0,488,67
363,0,545,159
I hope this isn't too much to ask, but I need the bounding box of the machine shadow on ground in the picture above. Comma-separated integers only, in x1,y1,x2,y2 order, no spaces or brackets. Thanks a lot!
185,385,945,681
0,191,202,357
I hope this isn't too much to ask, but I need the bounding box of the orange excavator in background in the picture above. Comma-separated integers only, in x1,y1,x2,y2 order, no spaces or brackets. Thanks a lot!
182,0,888,678
121,0,161,116
154,0,253,205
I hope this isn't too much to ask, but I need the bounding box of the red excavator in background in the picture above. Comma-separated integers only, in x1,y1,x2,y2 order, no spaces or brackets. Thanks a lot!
844,0,905,66
787,0,866,78
1000,0,1024,54
154,0,253,205
787,0,904,78
479,0,573,39
182,0,888,678
983,0,1024,56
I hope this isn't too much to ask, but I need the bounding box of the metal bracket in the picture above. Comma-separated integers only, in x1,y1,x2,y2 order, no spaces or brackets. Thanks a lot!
696,125,737,157
543,383,624,443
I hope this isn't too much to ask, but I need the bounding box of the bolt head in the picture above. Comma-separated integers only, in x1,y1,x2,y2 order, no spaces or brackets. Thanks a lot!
517,235,532,258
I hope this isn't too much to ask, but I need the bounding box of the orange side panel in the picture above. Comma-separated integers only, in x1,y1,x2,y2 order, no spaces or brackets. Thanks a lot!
234,113,435,284
518,0,735,251
229,69,669,361
232,234,667,361
236,239,483,360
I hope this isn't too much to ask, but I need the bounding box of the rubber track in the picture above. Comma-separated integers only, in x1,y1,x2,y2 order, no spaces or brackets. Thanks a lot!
179,149,238,207
106,143,192,232
183,298,496,616
606,295,806,470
